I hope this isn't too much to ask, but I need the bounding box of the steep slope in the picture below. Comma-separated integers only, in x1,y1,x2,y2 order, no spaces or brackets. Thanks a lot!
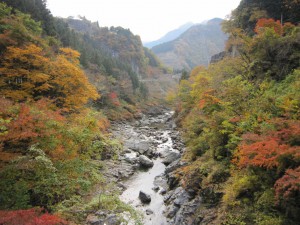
152,18,227,70
144,22,194,48
3,0,169,108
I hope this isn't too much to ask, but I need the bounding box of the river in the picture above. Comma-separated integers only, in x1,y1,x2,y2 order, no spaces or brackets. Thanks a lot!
111,110,182,224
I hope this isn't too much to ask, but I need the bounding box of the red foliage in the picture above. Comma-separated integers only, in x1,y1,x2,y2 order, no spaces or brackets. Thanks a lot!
0,98,65,147
275,166,300,204
238,137,299,169
237,120,300,169
0,208,68,225
4,104,41,142
108,92,120,106
108,92,118,99
255,18,282,35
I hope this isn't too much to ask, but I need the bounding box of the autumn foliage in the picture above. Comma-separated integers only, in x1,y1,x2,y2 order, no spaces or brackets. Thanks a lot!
275,166,300,206
0,3,115,218
254,18,282,35
0,208,68,225
173,14,300,223
0,44,99,111
237,120,300,169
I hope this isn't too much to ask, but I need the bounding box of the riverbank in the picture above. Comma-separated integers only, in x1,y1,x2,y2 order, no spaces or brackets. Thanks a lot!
84,107,201,225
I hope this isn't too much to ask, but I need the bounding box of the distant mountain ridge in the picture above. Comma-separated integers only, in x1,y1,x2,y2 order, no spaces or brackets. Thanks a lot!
143,22,194,48
152,18,228,70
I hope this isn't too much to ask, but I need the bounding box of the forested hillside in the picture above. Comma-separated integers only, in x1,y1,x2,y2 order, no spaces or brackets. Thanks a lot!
1,0,169,119
169,0,300,224
152,18,227,70
0,1,168,223
1,0,300,224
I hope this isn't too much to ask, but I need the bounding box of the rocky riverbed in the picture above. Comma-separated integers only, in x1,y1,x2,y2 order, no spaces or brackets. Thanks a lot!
86,108,201,225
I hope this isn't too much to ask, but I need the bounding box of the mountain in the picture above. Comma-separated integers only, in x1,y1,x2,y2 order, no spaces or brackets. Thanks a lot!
143,22,194,48
151,18,228,70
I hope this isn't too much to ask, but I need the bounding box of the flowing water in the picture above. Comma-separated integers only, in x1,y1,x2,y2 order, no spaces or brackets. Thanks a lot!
115,111,178,225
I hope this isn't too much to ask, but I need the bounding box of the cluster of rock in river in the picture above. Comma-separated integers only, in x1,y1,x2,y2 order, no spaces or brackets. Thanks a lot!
87,108,203,225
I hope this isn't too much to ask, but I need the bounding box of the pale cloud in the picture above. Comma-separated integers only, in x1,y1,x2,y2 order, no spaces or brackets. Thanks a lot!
47,0,241,42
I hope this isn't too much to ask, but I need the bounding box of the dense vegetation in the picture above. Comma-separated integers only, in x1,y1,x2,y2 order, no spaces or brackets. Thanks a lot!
0,1,159,223
2,0,168,120
170,2,300,224
1,0,299,224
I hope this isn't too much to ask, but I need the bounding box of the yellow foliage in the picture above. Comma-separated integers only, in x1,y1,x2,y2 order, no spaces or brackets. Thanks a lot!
0,44,99,111
0,44,51,101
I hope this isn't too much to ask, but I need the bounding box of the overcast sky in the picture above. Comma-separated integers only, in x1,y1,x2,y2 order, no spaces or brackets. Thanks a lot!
47,0,241,42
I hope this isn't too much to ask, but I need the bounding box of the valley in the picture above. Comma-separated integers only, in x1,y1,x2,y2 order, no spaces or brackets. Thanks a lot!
0,0,299,225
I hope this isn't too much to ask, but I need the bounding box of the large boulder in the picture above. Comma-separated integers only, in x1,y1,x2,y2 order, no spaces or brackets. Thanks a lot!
139,155,154,168
162,151,180,165
128,141,150,154
123,152,138,164
139,191,151,203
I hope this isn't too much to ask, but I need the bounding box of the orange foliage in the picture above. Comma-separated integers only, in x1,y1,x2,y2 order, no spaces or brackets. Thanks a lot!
50,48,99,111
198,89,221,109
254,18,296,36
255,18,282,35
0,44,99,112
0,44,51,101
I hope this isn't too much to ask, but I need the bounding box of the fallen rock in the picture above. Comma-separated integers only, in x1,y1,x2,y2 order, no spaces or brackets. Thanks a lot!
139,155,154,168
139,191,151,203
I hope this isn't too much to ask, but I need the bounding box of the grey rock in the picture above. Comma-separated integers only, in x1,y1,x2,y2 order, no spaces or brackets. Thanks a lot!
145,148,154,158
106,214,118,225
165,159,180,173
167,172,179,190
162,151,180,166
125,140,150,155
173,196,202,225
165,159,188,173
160,188,167,195
124,152,138,164
165,205,180,218
139,191,151,203
174,189,191,207
139,155,154,168
86,215,103,225
152,186,159,192
146,209,154,215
